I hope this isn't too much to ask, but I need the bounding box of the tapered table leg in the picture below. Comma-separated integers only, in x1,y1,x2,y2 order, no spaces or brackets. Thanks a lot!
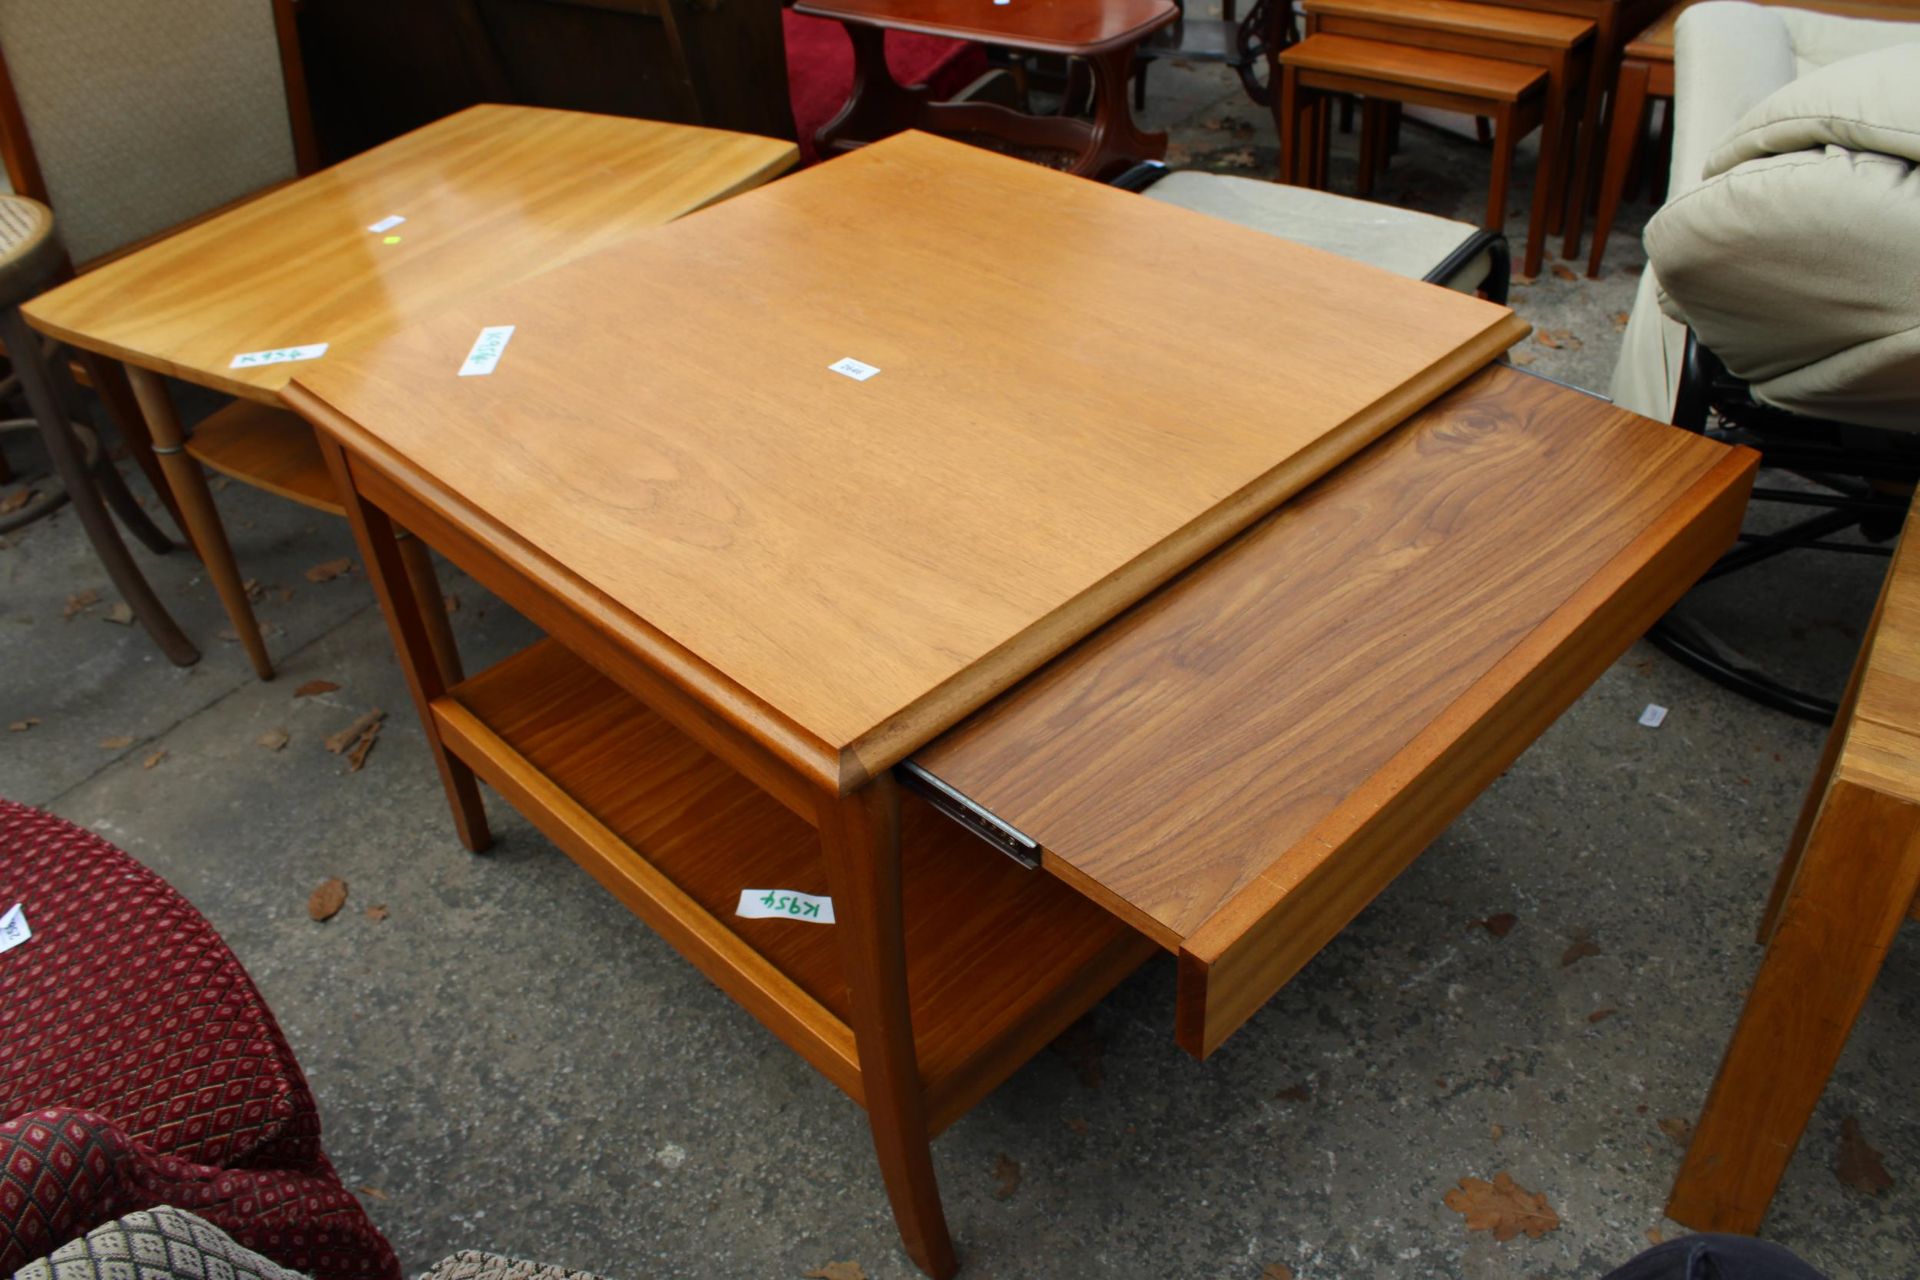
819,776,957,1280
124,364,274,680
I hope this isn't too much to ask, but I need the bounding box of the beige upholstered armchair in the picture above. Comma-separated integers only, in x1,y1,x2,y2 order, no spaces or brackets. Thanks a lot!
1609,0,1920,425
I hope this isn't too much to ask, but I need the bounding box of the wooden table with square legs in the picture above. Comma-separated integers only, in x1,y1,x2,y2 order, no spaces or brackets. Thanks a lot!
21,105,796,680
283,133,1753,1275
793,0,1179,178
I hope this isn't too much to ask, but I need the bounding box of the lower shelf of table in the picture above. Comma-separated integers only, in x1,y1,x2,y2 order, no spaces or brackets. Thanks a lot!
434,637,1154,1133
187,399,341,515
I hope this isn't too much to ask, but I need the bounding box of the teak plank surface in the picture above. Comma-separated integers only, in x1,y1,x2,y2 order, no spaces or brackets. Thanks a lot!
1848,508,1920,794
287,131,1525,790
23,105,797,403
1281,34,1547,100
443,636,1148,1110
187,401,339,514
916,366,1752,984
792,0,1177,52
1303,0,1594,46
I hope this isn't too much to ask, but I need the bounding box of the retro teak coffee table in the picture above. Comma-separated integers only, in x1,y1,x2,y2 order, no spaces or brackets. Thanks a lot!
283,132,1751,1276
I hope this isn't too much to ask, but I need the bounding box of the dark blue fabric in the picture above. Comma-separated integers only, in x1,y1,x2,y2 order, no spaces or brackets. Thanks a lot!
1600,1235,1829,1280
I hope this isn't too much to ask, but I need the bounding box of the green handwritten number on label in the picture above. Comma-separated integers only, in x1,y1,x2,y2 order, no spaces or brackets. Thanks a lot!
760,891,778,909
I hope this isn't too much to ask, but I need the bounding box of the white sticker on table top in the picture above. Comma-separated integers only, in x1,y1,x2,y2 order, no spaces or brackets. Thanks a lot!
367,214,407,234
0,903,30,955
829,356,880,382
230,343,328,370
1639,703,1669,728
736,889,834,924
458,325,516,377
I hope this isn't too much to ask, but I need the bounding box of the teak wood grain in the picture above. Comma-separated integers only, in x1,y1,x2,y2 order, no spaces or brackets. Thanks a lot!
914,365,1756,1055
286,130,1527,792
792,0,1177,52
1282,33,1547,101
1304,0,1593,46
22,104,797,402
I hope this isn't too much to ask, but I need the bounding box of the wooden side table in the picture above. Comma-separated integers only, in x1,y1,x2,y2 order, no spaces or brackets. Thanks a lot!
793,0,1179,177
284,133,1752,1275
22,105,796,680
1667,501,1920,1233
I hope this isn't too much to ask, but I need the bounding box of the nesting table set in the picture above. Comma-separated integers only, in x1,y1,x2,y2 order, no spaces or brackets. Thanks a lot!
26,109,1756,1276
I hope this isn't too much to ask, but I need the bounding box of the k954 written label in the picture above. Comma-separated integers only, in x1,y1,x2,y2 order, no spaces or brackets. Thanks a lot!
231,343,328,369
736,889,834,924
459,325,516,377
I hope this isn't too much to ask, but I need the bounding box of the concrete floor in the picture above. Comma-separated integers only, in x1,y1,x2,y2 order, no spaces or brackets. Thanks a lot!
3,59,1917,1280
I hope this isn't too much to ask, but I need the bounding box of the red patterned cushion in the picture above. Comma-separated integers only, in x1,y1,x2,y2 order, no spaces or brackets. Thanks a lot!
0,800,398,1280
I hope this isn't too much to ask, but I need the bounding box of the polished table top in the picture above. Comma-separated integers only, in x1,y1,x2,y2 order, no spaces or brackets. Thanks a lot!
792,0,1179,52
287,131,1526,793
1627,0,1920,56
24,105,798,403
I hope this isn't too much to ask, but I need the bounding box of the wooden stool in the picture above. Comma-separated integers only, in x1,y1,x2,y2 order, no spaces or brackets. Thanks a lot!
1301,0,1592,278
1277,36,1550,273
0,197,196,666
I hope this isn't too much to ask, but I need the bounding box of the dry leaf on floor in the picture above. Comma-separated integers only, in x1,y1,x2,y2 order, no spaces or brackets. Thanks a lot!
1836,1116,1893,1194
324,709,385,754
99,735,134,750
1561,935,1602,966
243,578,264,602
0,488,35,514
346,720,382,772
142,750,167,770
1050,1017,1105,1089
1647,1227,1666,1245
295,679,340,698
992,1153,1021,1201
1474,912,1518,938
64,589,100,620
1444,1171,1561,1241
1613,311,1631,330
356,1185,388,1201
1551,263,1578,281
802,1264,866,1280
1535,327,1563,349
1263,1266,1294,1280
1509,349,1537,366
103,602,134,626
256,728,290,751
1275,1082,1312,1103
1657,1116,1693,1146
308,877,349,921
8,717,39,733
305,557,353,583
1587,1007,1617,1023
1490,1123,1505,1141
444,594,460,615
1215,148,1258,169
365,904,390,922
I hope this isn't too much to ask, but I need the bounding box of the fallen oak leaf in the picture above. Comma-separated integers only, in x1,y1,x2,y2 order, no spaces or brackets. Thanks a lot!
99,735,134,750
346,720,382,772
1836,1115,1893,1194
1614,310,1631,329
1474,912,1518,938
802,1264,867,1280
1534,327,1563,349
294,679,340,698
256,727,290,751
305,557,353,583
1444,1171,1560,1241
356,1185,388,1201
308,877,348,921
142,749,167,770
324,709,385,754
64,589,100,620
992,1153,1021,1201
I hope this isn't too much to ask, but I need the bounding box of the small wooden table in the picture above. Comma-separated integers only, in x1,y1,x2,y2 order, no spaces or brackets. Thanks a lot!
22,105,796,680
1668,500,1920,1233
285,133,1752,1276
793,0,1180,177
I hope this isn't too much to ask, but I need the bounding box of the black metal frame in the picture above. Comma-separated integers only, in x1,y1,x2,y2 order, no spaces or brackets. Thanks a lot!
1133,0,1291,107
1647,334,1917,722
1108,160,1510,303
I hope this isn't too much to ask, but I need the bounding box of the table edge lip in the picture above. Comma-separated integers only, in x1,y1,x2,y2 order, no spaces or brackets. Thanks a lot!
790,0,1180,53
1303,0,1598,44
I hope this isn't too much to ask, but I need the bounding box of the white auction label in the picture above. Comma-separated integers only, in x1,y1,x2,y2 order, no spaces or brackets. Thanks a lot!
736,889,835,924
458,325,516,377
367,214,407,234
230,343,328,369
0,903,30,955
829,357,880,382
1639,703,1669,728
